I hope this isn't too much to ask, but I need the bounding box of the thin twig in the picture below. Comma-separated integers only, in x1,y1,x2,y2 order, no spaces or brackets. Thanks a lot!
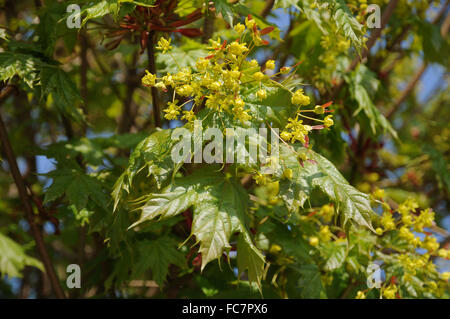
385,64,426,119
340,280,360,299
385,9,449,119
379,1,448,77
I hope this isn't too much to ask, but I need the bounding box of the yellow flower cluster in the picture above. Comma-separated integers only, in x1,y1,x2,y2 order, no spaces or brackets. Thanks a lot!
442,272,450,281
398,198,418,225
398,253,436,276
398,226,419,245
280,116,312,144
378,198,437,237
142,17,289,124
382,284,397,299
438,248,450,259
254,172,269,186
421,236,439,253
414,208,435,232
141,18,333,143
280,105,334,144
155,37,172,53
291,88,310,106
380,212,395,231
396,252,448,296
371,188,385,200
164,100,180,120
319,225,332,242
282,168,293,180
355,291,366,299
319,203,334,223
309,236,319,247
376,198,449,259
142,70,156,86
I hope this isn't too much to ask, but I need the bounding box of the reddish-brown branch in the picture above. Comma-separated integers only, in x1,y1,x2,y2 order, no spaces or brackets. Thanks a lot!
0,90,65,298
385,64,426,119
385,10,449,119
380,1,448,77
0,85,14,105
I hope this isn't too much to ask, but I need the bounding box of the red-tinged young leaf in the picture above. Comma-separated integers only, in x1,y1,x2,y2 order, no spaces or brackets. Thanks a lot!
169,9,203,28
175,28,203,37
321,101,333,108
220,40,227,50
260,26,274,35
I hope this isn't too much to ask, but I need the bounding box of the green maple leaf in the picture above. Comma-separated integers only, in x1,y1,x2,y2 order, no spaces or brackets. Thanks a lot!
423,145,450,193
237,231,266,292
346,65,397,138
44,168,109,211
79,0,121,27
129,168,266,289
297,0,328,34
0,50,85,122
321,240,348,271
112,129,182,211
40,66,85,122
0,52,40,88
213,0,235,25
133,236,186,287
243,84,295,128
332,0,364,50
157,39,208,74
295,264,326,298
0,232,44,278
279,145,376,231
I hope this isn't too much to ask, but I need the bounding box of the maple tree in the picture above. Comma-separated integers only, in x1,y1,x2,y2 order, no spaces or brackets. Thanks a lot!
0,0,448,299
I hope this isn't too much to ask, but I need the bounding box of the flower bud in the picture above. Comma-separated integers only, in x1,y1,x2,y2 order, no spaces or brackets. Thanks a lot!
309,236,319,247
283,168,293,180
280,66,291,74
256,89,267,100
265,60,275,70
234,23,245,34
314,105,324,114
324,115,334,128
253,71,265,81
